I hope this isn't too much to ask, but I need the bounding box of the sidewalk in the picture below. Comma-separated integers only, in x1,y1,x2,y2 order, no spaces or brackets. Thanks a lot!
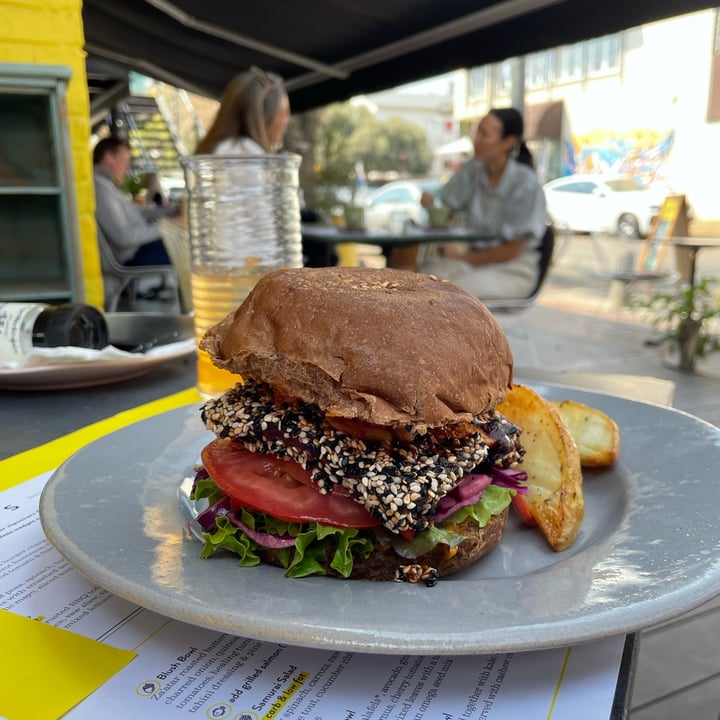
507,232,720,429
502,235,720,720
502,302,720,428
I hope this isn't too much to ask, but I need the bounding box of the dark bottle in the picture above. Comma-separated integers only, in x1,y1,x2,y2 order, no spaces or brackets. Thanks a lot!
0,303,109,363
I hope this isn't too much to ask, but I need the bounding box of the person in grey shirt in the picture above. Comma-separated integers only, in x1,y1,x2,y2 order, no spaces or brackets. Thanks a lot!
93,137,176,265
419,108,547,299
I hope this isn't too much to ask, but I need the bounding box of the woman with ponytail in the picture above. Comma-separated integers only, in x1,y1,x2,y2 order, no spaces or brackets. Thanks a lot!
418,107,547,300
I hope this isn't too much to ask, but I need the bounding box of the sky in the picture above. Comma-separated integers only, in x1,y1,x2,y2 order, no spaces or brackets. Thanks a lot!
396,71,454,95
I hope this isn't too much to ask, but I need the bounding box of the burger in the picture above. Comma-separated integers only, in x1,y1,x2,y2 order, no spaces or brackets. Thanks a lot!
190,267,527,585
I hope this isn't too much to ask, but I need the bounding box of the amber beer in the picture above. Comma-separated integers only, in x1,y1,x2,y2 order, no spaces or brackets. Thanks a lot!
181,153,303,397
191,270,262,397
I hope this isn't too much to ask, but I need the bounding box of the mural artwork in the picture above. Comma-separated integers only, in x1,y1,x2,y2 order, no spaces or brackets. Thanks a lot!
563,129,674,184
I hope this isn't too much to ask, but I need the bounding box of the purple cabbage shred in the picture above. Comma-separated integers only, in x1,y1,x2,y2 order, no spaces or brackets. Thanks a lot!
228,516,297,549
195,495,232,531
490,467,529,494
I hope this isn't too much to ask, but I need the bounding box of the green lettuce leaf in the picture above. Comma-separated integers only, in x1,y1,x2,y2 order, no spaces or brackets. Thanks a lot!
445,484,514,526
192,475,225,505
387,485,514,560
193,485,375,578
191,477,513,576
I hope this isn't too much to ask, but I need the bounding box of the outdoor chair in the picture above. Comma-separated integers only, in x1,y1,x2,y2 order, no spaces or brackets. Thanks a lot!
156,218,193,313
484,223,556,313
97,226,179,312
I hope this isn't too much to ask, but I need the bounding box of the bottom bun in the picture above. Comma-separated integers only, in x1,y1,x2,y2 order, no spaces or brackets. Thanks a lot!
256,509,509,582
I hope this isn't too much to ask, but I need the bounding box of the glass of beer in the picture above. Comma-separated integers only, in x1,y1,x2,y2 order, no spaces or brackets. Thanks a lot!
181,154,303,397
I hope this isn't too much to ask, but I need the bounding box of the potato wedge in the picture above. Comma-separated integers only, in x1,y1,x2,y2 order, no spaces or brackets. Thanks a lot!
550,400,620,467
496,384,584,552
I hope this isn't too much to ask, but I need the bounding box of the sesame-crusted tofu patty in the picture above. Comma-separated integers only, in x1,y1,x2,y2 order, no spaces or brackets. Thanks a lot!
201,380,524,534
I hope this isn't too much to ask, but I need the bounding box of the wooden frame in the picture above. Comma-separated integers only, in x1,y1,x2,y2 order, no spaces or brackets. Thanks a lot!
636,194,689,273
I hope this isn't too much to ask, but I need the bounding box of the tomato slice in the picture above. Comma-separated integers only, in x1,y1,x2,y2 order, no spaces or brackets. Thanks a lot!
511,494,537,527
201,439,380,529
325,416,394,442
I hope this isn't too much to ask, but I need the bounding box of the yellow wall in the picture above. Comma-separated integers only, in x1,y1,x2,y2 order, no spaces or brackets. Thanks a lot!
0,0,103,307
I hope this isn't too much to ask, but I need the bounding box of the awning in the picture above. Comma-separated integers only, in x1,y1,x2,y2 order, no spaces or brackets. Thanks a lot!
525,101,565,140
434,136,474,156
82,1,716,112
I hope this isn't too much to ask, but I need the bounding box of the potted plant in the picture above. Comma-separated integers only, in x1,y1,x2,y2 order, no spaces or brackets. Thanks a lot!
640,277,720,371
121,173,144,200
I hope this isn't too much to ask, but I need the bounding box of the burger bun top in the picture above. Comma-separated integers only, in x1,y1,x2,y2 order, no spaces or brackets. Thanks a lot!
200,267,513,428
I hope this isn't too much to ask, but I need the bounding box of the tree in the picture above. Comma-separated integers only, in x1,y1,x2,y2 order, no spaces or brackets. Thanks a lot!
313,102,432,190
314,103,367,186
348,115,431,175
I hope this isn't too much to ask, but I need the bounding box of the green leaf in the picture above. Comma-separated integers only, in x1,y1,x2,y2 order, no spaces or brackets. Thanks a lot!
198,514,261,566
192,479,376,578
191,475,224,505
388,485,514,559
637,276,720,359
192,478,513,576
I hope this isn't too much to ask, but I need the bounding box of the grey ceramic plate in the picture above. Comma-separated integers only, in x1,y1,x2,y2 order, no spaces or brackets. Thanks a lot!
39,384,720,655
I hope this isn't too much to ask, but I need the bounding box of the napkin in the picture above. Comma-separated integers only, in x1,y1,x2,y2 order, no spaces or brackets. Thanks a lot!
0,609,136,719
0,339,196,370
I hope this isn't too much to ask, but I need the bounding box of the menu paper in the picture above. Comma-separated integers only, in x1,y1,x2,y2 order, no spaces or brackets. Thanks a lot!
0,472,626,720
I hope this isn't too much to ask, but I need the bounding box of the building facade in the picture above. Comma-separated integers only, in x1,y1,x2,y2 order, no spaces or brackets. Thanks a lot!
452,8,720,231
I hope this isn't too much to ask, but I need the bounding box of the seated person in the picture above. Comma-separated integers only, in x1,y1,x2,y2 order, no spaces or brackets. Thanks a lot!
417,108,547,300
142,170,169,208
93,137,176,266
195,65,290,155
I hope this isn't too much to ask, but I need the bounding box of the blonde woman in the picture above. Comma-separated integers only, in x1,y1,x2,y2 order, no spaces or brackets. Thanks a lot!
195,66,291,155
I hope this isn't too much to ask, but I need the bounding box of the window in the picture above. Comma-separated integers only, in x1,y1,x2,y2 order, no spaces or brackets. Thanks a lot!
605,178,648,192
556,44,583,82
467,67,487,103
526,50,553,89
586,35,621,76
369,187,414,206
553,181,597,194
555,33,620,83
494,60,513,96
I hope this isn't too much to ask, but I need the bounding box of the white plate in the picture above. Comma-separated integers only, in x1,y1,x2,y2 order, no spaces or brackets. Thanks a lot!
39,384,720,655
0,341,195,390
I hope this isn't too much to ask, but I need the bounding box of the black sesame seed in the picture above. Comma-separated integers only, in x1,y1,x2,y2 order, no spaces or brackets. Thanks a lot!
200,379,522,533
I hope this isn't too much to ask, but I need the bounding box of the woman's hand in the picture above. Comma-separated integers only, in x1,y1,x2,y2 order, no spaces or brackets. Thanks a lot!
420,191,435,209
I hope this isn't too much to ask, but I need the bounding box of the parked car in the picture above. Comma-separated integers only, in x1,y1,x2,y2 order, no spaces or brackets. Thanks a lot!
543,174,664,239
363,179,442,232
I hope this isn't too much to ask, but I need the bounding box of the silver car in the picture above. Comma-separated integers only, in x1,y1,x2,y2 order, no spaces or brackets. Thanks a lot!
363,179,442,232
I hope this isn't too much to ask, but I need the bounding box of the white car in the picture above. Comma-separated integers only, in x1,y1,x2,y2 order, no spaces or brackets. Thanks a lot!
543,174,663,239
363,179,441,232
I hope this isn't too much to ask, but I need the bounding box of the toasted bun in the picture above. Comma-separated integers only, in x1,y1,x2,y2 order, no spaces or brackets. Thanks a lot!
200,267,513,428
254,510,509,581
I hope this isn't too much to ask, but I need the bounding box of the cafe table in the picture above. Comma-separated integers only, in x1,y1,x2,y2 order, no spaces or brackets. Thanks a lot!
302,222,489,268
670,235,720,287
0,354,676,719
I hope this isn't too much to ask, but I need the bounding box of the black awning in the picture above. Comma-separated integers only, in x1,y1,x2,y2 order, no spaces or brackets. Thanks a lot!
83,1,716,112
